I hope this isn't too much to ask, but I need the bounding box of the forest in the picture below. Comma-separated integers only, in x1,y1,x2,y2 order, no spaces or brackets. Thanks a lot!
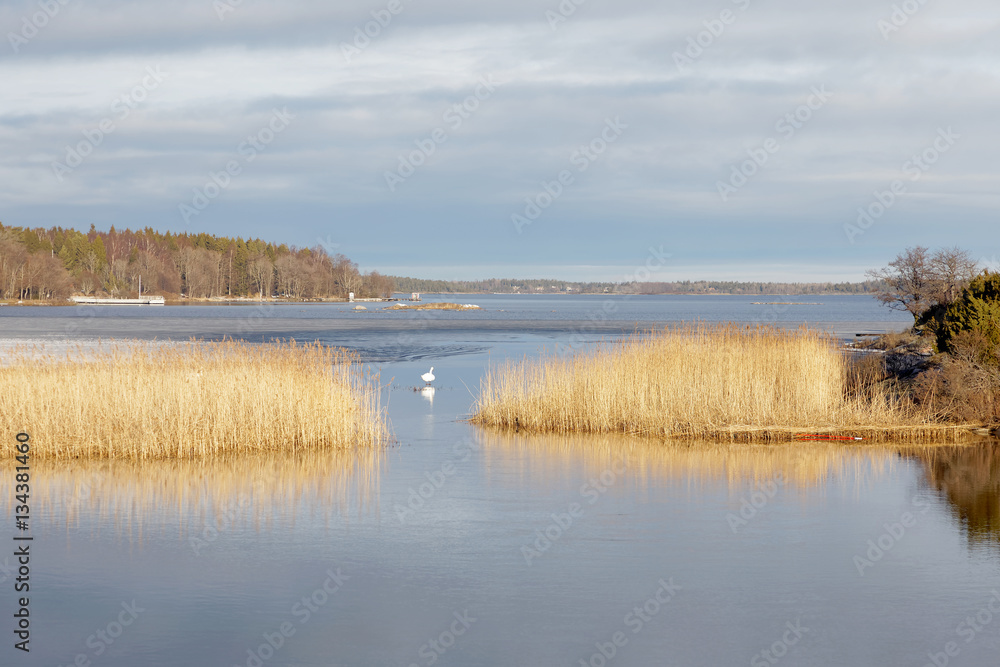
1,222,885,302
0,223,394,301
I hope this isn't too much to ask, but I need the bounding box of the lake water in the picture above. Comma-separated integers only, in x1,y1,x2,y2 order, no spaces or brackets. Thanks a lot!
3,295,1000,667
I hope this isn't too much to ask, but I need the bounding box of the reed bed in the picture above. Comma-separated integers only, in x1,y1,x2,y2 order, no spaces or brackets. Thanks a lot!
472,323,963,442
0,339,389,459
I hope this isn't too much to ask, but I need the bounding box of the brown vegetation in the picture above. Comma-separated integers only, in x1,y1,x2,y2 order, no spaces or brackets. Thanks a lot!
471,324,962,442
0,223,394,301
0,339,389,459
855,326,1000,426
866,246,978,321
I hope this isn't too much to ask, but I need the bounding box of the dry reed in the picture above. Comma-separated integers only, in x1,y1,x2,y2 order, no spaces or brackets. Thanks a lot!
471,323,967,442
0,339,389,459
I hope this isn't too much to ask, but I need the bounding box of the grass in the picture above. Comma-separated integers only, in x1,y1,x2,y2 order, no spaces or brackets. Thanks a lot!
471,323,971,442
0,339,389,460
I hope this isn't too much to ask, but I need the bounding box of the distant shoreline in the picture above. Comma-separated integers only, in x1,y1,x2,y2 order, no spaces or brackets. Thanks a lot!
1,292,879,307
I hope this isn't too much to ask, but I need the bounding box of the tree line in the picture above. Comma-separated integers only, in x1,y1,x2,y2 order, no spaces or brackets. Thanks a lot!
0,223,394,301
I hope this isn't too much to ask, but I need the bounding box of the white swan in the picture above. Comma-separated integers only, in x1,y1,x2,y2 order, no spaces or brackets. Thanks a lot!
421,367,435,385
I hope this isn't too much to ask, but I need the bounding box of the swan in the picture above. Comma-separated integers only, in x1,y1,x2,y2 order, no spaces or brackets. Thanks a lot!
421,367,435,385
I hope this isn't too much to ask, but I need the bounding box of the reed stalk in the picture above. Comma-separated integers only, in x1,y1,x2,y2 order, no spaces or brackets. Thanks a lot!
0,339,389,459
471,324,964,442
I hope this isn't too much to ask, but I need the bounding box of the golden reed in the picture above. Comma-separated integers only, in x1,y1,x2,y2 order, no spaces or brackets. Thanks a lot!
0,339,389,459
471,324,969,442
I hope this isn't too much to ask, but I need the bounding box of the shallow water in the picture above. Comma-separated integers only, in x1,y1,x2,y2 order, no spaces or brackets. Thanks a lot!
3,295,999,666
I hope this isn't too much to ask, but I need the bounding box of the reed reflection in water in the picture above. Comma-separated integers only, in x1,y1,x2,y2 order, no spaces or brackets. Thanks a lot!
0,447,382,544
478,429,1000,544
477,429,904,492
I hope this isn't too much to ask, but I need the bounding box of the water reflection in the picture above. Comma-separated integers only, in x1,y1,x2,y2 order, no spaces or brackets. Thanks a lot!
480,429,1000,548
0,448,381,540
908,442,1000,546
477,429,902,491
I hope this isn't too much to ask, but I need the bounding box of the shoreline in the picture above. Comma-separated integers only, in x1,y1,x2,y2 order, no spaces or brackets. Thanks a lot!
1,291,881,307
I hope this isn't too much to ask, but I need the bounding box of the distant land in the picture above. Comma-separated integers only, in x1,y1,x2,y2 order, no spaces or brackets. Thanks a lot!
388,276,881,296
0,222,882,302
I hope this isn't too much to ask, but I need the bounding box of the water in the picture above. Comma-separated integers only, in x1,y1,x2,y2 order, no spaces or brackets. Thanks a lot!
3,295,999,666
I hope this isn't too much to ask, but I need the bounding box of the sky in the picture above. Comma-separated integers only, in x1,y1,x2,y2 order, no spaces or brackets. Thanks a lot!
1,0,998,282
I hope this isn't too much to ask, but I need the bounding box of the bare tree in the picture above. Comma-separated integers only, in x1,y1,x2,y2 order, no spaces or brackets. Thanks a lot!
130,249,178,295
105,258,130,296
248,254,274,299
868,246,980,321
181,247,223,298
363,271,395,299
78,270,97,296
275,254,308,298
331,254,362,298
0,233,27,299
28,253,72,299
930,246,979,304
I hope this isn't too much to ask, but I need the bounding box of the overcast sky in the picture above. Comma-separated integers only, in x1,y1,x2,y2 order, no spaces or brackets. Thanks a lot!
2,0,997,281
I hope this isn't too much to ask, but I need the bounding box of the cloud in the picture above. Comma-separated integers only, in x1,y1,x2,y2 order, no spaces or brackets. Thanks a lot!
1,0,998,280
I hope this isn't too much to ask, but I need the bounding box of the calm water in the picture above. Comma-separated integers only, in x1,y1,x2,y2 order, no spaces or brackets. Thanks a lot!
3,295,1000,667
